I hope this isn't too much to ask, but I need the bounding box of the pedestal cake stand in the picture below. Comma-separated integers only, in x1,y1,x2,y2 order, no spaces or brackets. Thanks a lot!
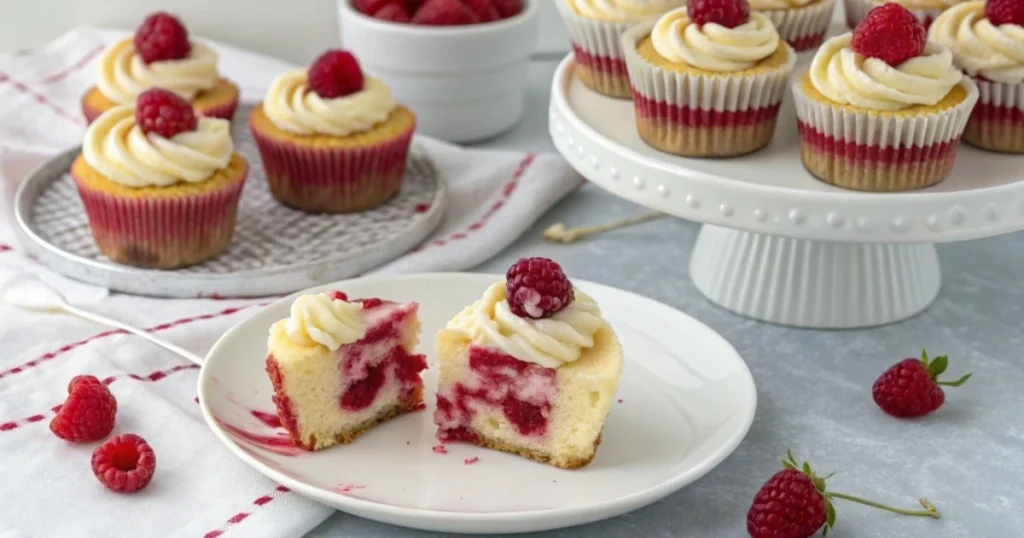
549,55,1024,329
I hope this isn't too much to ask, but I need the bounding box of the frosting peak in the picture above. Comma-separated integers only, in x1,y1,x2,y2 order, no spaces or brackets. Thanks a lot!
96,38,219,104
285,293,365,351
929,1,1024,85
651,8,781,72
569,0,685,21
262,69,396,137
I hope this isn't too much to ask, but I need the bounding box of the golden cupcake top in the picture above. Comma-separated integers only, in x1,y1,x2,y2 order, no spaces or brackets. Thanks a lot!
567,0,686,21
809,3,962,111
929,0,1024,85
280,291,365,351
82,88,233,188
96,12,219,105
648,1,782,72
263,49,396,137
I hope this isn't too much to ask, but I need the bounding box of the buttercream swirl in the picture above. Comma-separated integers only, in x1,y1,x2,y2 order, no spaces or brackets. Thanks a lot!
872,0,962,10
809,33,963,110
284,293,365,351
262,69,396,137
751,0,817,9
569,0,685,21
651,8,781,72
929,1,1024,84
81,106,233,188
96,38,219,104
447,281,604,369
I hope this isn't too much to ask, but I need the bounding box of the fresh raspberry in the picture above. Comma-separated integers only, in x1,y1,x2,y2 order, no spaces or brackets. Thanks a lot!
412,0,480,25
373,3,412,22
134,88,198,138
872,349,971,418
505,257,573,319
354,0,402,14
307,49,365,99
494,0,524,18
687,0,750,29
327,290,349,301
464,0,500,22
50,375,117,443
851,3,926,66
405,0,428,12
133,12,191,64
91,434,156,493
747,451,939,538
986,0,1024,27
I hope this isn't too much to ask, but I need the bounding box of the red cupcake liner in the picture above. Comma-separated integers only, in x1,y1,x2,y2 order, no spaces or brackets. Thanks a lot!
963,77,1024,153
71,164,249,269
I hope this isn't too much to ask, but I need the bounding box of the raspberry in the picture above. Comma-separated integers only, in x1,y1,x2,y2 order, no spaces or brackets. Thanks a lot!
464,0,500,22
494,0,524,18
354,0,402,14
308,49,365,99
134,88,198,138
851,3,926,66
327,290,349,301
872,349,971,418
412,0,480,25
505,257,573,319
405,0,427,12
91,434,156,493
687,0,750,29
373,3,412,22
986,0,1024,27
133,12,191,64
50,375,117,443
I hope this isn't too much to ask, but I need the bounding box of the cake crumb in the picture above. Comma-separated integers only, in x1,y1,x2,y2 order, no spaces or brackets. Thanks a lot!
432,444,448,454
406,441,411,445
464,457,479,465
333,484,366,494
618,399,623,403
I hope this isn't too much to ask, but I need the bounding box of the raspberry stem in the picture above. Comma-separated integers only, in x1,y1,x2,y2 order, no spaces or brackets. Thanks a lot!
827,492,940,519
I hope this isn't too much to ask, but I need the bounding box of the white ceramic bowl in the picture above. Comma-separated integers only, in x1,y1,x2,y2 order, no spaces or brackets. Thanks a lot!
337,0,541,143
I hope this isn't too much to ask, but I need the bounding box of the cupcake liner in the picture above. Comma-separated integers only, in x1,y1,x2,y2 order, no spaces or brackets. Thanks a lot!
792,75,979,191
71,160,249,269
962,77,1024,153
622,21,797,157
760,0,836,52
844,0,947,29
197,94,239,122
250,120,415,214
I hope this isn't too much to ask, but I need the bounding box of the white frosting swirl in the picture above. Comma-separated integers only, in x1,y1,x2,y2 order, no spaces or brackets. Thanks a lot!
751,0,817,9
262,69,396,137
569,0,685,21
447,281,604,369
929,1,1024,84
81,106,233,188
872,0,962,10
96,38,219,104
284,293,365,351
651,8,781,72
809,33,963,110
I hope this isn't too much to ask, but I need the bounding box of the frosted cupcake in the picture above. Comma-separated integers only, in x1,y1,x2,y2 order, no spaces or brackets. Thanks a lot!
71,89,249,268
753,0,837,51
621,1,797,157
792,3,978,191
845,0,968,30
930,0,1024,153
248,50,416,213
556,0,686,98
81,12,239,123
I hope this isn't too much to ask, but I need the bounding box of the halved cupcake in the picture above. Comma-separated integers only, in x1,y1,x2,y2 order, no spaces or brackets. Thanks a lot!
249,49,416,213
82,12,239,123
753,0,837,52
845,0,967,29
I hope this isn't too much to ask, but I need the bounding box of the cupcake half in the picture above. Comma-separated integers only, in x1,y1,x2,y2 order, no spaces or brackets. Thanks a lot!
930,0,1024,153
621,3,796,158
82,12,240,123
72,89,249,269
792,3,978,191
753,0,837,52
845,0,967,30
249,49,415,214
557,0,686,99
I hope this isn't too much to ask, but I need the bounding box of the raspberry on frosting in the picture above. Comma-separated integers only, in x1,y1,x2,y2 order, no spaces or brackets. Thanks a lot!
505,257,574,319
851,3,926,66
687,0,751,29
308,50,366,99
134,12,191,64
135,88,198,138
985,0,1024,27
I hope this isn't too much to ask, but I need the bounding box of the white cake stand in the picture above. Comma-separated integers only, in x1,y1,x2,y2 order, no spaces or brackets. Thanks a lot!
548,55,1024,329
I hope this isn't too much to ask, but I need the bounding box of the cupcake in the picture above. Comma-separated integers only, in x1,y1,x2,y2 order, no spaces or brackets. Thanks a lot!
621,1,797,158
930,0,1024,153
71,88,249,269
81,12,240,123
248,49,416,214
556,0,686,99
753,0,837,51
792,3,978,191
845,0,968,30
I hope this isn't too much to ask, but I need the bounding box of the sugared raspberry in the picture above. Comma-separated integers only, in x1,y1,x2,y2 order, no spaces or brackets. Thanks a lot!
412,0,480,25
494,0,524,18
986,0,1024,27
464,0,500,22
505,257,573,319
327,290,349,301
308,49,365,99
134,88,198,139
872,350,971,418
91,434,156,493
133,12,191,64
852,3,926,66
50,375,117,443
373,3,412,22
687,0,751,29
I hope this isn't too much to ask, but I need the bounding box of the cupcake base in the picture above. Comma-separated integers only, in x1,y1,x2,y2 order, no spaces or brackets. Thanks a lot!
572,46,632,99
962,78,1024,154
81,78,241,123
635,96,782,157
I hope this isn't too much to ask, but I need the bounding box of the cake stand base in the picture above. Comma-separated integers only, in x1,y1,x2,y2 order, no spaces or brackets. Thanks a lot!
690,226,941,329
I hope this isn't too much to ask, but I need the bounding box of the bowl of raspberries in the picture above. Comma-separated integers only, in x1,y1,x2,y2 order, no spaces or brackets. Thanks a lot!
339,0,540,142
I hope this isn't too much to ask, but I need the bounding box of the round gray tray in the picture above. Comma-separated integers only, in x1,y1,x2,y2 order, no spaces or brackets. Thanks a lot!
13,104,447,299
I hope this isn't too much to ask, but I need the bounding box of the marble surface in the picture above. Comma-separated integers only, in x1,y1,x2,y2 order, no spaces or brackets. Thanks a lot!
309,59,1024,537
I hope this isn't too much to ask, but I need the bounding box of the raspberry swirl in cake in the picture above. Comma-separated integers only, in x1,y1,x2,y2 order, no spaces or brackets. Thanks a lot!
650,8,781,71
569,0,685,21
929,2,1024,84
96,39,220,104
262,70,396,137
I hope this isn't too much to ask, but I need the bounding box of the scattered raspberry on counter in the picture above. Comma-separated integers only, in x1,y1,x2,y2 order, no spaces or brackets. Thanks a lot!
50,375,117,442
872,349,971,418
92,434,156,493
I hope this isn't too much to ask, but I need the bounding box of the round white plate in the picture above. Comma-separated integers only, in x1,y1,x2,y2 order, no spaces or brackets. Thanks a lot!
198,273,757,534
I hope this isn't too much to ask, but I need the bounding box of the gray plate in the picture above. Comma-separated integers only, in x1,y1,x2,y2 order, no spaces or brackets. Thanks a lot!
13,104,447,299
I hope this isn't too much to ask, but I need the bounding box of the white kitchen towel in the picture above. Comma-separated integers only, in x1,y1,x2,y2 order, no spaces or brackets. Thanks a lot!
0,26,580,538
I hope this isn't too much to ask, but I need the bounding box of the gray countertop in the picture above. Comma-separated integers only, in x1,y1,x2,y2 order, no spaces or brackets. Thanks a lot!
309,59,1024,538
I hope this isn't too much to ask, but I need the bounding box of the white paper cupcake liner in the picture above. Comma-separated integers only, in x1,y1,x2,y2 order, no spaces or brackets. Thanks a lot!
844,0,951,29
760,0,837,51
963,76,1024,153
